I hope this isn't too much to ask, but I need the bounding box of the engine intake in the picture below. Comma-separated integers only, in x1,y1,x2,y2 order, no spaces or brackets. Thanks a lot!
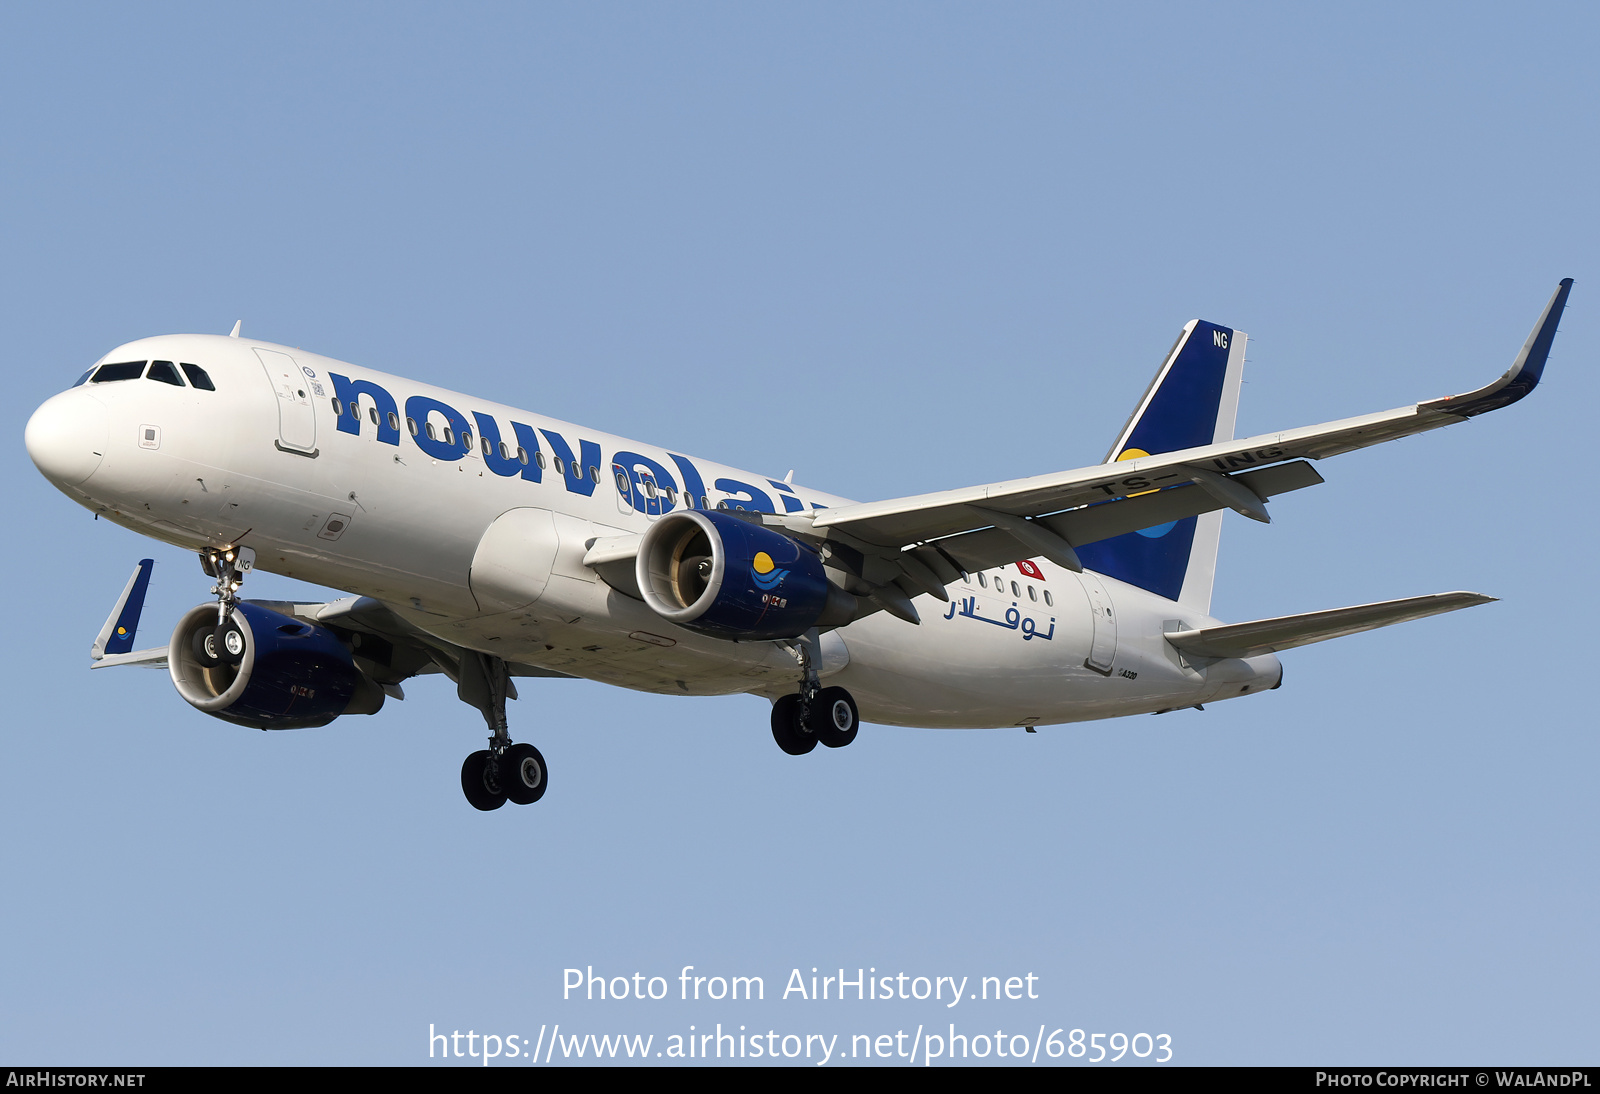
168,601,385,729
636,510,854,640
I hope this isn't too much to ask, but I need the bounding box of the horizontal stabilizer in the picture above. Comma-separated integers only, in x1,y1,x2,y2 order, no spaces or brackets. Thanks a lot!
1164,591,1496,659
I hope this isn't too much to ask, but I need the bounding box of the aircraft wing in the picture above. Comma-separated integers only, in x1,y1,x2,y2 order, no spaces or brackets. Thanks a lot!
812,279,1571,565
88,562,573,689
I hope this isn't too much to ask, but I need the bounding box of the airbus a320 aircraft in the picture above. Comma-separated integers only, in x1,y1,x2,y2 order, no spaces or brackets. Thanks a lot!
24,282,1572,809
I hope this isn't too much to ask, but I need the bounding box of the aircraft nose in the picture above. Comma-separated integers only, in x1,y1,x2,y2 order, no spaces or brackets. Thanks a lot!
25,390,108,486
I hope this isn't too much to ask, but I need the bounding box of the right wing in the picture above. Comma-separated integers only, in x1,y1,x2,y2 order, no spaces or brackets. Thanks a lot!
814,279,1572,557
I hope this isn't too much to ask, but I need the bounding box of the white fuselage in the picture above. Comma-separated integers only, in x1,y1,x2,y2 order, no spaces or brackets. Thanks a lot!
26,333,1280,728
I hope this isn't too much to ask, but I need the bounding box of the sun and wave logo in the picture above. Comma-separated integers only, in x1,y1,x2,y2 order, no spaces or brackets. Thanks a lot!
751,551,788,589
1117,447,1178,539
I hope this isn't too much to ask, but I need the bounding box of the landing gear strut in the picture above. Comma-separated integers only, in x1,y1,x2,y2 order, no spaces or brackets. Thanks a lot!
195,545,255,667
456,650,547,810
771,630,860,755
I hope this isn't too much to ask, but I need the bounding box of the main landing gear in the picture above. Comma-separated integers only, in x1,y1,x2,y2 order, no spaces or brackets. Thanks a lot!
456,650,547,811
771,631,860,755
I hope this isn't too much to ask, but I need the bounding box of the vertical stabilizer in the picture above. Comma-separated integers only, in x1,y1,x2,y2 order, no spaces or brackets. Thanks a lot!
1075,321,1247,611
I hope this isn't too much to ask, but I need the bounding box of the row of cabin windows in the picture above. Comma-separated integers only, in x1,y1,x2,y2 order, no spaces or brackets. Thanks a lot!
331,398,606,480
76,360,216,390
963,571,1053,607
331,398,769,511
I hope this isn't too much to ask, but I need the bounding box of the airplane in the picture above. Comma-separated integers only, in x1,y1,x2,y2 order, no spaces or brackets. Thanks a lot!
24,281,1572,810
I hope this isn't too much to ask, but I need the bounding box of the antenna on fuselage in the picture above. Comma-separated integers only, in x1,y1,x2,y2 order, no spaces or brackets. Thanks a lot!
228,320,242,338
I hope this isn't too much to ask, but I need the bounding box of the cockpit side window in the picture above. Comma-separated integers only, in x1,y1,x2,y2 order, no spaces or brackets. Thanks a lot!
180,363,216,391
146,360,185,387
90,361,148,383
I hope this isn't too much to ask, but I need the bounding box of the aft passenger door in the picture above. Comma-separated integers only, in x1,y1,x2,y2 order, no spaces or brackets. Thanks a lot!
1076,571,1119,674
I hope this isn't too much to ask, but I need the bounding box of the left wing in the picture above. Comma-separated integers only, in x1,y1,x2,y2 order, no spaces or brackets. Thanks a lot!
90,559,169,668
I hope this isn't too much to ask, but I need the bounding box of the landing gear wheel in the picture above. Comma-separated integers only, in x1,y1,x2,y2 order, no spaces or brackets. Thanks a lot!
214,619,247,666
502,743,547,805
770,694,816,755
461,750,507,811
191,627,222,668
813,686,859,748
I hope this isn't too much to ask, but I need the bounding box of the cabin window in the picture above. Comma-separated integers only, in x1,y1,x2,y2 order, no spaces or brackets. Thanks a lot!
406,416,419,435
180,363,215,390
552,455,565,475
497,440,509,460
642,477,658,499
976,573,987,588
1043,590,1054,607
460,430,472,450
1011,580,1020,597
589,465,600,484
442,426,454,445
425,421,437,441
1027,585,1037,601
332,399,344,415
91,361,146,383
146,360,184,387
387,411,399,431
486,437,496,458
368,406,379,425
700,496,709,509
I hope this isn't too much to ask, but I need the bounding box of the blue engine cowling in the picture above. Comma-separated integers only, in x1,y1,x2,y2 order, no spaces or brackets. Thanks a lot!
168,601,385,730
636,510,854,640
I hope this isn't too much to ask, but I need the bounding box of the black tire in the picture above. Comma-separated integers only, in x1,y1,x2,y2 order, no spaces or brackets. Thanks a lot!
502,743,547,805
214,619,247,666
770,694,816,755
813,686,860,748
191,625,222,668
461,750,507,811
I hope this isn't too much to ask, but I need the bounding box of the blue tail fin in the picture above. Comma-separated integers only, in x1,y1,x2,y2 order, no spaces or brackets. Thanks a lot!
1075,321,1246,610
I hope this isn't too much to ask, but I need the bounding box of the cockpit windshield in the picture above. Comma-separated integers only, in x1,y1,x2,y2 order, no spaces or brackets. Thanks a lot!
79,360,217,390
89,361,147,383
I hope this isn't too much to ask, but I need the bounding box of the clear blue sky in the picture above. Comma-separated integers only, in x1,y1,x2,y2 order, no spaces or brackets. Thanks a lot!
2,1,1594,1065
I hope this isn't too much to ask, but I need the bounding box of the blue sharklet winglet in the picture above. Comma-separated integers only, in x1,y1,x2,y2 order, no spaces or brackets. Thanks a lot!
1421,278,1572,417
91,559,168,668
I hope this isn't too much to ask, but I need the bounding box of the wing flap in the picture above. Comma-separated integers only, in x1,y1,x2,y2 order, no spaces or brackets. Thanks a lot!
1163,591,1496,659
931,461,1324,574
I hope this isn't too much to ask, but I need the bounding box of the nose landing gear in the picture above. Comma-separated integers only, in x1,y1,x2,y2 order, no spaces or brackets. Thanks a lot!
193,545,256,667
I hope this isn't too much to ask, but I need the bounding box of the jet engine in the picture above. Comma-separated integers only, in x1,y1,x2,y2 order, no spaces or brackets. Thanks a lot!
636,510,856,640
168,601,386,729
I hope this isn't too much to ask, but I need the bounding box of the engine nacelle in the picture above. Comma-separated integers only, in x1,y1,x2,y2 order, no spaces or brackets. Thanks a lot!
636,510,855,640
168,601,386,730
